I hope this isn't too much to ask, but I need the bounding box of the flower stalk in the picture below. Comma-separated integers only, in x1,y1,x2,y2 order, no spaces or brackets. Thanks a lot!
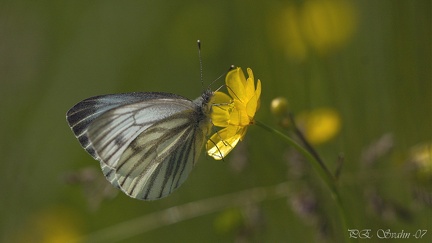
255,120,351,242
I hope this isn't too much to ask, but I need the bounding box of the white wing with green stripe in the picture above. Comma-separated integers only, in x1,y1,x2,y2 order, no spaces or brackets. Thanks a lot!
66,91,213,200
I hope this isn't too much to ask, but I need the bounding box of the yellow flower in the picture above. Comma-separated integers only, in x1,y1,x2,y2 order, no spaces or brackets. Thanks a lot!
409,142,432,181
207,67,261,160
269,0,357,61
13,207,82,243
296,107,341,145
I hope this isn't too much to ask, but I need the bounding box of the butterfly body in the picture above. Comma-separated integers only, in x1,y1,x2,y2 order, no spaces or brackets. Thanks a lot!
67,90,213,200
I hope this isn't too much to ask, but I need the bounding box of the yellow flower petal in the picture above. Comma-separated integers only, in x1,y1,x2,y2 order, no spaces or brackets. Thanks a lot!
206,126,247,160
245,68,256,98
246,79,261,118
231,100,250,126
212,106,231,127
211,91,232,104
255,79,262,102
226,67,247,102
246,97,258,120
210,91,233,127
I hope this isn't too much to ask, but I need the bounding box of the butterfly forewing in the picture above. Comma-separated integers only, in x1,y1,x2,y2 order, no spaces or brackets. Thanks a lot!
67,92,191,159
67,93,160,158
86,99,195,168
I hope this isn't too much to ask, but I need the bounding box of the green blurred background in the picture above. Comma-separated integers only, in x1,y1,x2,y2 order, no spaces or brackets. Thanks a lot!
1,0,431,242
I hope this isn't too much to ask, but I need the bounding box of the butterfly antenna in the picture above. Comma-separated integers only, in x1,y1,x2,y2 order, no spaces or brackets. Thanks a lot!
197,40,204,88
208,64,235,91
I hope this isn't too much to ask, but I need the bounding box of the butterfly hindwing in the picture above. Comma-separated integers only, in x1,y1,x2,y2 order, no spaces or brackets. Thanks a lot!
114,110,206,200
100,162,119,188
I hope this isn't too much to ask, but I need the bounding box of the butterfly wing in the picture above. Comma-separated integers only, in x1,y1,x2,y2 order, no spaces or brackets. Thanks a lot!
114,110,208,199
66,92,210,199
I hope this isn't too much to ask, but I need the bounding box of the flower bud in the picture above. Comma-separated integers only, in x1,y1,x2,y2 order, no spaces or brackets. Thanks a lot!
270,97,289,117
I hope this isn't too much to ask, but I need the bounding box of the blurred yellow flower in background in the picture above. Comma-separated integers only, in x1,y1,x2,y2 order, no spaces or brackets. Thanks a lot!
296,107,341,145
270,4,309,61
409,142,432,181
13,206,82,243
269,0,357,61
207,67,261,160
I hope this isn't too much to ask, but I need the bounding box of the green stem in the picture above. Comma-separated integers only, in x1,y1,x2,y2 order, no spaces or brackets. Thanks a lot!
287,112,334,180
255,120,351,242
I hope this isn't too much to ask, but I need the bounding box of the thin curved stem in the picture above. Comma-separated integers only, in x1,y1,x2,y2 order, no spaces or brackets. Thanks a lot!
74,182,292,243
287,112,332,177
255,120,336,193
255,120,351,242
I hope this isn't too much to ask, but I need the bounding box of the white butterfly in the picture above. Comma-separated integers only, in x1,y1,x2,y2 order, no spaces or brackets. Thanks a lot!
66,90,214,200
